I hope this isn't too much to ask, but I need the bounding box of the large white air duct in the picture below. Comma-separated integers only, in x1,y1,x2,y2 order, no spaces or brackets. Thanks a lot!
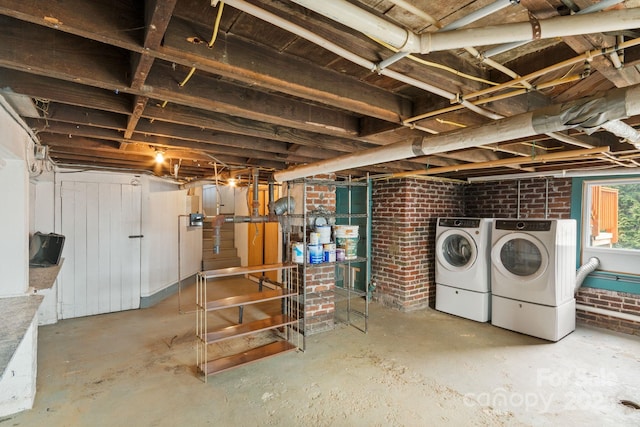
274,84,640,181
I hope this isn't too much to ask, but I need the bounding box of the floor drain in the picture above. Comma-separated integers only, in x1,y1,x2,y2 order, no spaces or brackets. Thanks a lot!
620,400,640,410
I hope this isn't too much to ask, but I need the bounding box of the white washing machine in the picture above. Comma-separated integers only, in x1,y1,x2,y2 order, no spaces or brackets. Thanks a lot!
490,219,577,341
435,217,492,322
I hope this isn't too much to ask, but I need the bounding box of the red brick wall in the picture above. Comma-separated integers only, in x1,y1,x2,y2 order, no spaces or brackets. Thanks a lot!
576,288,640,336
464,177,572,219
372,178,463,311
370,175,640,335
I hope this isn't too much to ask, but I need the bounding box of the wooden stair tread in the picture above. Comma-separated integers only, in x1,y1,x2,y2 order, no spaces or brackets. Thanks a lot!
199,340,297,376
203,314,296,343
204,288,296,311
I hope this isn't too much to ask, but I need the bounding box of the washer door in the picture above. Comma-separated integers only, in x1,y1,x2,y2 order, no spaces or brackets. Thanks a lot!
436,229,477,272
491,232,550,298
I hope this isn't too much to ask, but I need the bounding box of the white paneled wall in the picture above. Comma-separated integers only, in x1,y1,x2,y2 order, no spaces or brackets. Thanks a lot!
0,98,38,416
141,176,202,298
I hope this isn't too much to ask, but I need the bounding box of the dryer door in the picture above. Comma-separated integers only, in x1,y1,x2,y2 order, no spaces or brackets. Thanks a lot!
436,229,478,272
491,232,550,300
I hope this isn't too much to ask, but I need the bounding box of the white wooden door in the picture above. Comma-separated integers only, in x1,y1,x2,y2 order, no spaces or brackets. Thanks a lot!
59,181,142,318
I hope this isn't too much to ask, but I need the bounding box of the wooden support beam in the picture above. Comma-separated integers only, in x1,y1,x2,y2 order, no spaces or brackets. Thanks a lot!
0,18,362,139
162,17,412,123
123,96,149,143
130,0,178,89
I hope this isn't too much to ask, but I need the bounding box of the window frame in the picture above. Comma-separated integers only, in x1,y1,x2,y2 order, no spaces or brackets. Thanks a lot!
571,175,640,294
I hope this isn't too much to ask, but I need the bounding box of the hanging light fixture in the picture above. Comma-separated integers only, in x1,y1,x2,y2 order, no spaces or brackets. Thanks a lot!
228,177,236,187
154,150,165,163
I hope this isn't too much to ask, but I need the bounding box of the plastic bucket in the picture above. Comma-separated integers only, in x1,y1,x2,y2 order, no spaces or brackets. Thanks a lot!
309,232,320,245
335,225,359,260
317,225,332,244
292,242,304,263
335,225,359,238
336,237,358,259
308,244,323,264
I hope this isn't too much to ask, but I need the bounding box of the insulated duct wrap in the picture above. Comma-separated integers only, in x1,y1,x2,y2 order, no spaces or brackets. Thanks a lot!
531,87,628,134
274,84,640,182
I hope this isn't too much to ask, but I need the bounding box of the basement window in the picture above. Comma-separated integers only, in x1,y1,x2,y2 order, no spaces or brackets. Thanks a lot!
581,178,640,275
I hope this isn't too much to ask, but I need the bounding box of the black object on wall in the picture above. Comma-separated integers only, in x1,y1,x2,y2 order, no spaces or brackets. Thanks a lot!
29,232,65,268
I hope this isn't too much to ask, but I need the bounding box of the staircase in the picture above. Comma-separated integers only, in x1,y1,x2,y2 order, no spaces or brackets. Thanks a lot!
202,220,241,270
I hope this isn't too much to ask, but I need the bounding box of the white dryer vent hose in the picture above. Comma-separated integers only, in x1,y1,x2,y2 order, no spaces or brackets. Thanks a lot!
575,257,600,294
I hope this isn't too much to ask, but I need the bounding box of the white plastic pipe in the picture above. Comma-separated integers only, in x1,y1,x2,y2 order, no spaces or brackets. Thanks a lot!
291,0,640,53
422,8,640,52
440,0,515,31
273,84,640,181
484,0,625,57
222,0,455,100
289,0,421,52
576,303,640,323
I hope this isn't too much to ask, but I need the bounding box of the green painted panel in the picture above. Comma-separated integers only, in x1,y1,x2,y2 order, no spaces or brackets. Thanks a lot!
335,186,367,292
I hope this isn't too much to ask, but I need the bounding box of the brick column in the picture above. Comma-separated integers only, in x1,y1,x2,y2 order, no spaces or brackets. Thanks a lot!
372,178,463,311
302,264,335,334
293,174,336,334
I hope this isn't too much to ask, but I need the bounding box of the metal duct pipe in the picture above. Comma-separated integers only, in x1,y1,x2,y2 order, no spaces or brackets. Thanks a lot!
210,214,226,254
224,215,273,223
267,181,275,215
290,0,640,53
273,84,640,181
251,168,259,218
575,257,600,294
272,197,295,215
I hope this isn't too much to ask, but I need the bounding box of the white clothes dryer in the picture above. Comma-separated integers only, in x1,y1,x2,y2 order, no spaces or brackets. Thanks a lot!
490,219,577,341
435,217,492,322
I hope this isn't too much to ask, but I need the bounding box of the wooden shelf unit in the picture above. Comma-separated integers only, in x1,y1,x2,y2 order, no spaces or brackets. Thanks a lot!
196,263,301,380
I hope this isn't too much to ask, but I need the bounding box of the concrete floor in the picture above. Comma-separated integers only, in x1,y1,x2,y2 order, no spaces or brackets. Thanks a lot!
3,280,640,427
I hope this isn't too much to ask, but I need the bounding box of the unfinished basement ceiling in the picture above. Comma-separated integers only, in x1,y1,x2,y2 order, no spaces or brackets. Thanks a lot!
2,0,640,182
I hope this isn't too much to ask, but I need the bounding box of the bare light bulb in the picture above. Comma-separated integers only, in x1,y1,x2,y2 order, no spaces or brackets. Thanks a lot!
155,151,164,163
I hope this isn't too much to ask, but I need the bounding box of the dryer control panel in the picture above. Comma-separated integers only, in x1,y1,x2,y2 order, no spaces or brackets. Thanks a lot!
495,220,552,231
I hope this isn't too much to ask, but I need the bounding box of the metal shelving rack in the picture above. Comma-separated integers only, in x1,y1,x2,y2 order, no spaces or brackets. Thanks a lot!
286,175,371,335
195,263,302,382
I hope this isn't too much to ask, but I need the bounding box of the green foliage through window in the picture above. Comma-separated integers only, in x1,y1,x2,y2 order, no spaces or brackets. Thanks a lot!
614,183,640,250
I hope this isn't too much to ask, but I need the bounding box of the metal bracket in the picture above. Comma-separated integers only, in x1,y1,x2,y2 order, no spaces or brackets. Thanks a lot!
528,12,541,40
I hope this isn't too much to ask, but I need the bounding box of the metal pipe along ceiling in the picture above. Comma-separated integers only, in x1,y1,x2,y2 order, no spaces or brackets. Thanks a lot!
290,0,640,53
273,85,640,182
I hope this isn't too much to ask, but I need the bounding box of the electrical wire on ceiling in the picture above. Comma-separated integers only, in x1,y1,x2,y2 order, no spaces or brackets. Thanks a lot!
284,0,640,173
368,36,506,87
159,2,225,109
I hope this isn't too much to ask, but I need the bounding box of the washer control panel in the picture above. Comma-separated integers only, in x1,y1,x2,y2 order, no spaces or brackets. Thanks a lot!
438,218,481,228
